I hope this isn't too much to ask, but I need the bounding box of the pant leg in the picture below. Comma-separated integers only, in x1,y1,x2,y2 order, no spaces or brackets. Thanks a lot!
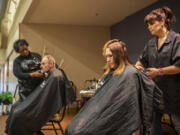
150,112,163,135
173,114,180,135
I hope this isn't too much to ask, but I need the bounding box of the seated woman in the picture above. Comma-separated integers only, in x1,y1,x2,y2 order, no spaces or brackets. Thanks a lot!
65,39,163,135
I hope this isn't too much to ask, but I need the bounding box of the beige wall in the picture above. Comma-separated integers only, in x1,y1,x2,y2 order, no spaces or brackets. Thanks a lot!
0,49,5,65
20,23,110,96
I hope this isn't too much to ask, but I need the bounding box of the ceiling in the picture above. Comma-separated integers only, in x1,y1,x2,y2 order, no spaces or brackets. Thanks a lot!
23,0,158,26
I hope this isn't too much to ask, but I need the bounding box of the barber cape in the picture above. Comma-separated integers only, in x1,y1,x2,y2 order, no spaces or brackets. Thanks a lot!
65,66,163,135
6,69,75,135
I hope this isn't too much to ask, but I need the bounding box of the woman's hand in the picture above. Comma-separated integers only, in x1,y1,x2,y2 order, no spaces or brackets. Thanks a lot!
135,65,145,72
30,70,44,78
135,61,145,72
146,68,159,78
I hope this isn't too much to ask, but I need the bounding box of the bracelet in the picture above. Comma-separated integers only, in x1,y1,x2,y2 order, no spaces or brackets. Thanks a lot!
159,68,164,76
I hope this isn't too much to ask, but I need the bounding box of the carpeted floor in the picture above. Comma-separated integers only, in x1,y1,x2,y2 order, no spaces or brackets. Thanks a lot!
0,108,77,135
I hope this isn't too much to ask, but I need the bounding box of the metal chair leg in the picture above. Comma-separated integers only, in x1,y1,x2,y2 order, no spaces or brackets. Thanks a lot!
52,122,58,135
169,115,178,135
57,122,64,135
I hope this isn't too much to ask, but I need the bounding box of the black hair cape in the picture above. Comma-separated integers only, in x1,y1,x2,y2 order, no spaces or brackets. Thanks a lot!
65,66,163,135
6,69,75,135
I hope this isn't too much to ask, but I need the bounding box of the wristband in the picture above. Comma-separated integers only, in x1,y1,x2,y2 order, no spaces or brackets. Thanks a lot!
159,68,164,76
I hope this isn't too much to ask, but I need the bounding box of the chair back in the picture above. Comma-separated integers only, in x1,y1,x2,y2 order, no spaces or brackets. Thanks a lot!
51,106,66,122
59,106,66,122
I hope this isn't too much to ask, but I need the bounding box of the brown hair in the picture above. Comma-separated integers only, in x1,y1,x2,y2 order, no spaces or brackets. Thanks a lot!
144,6,176,30
103,39,132,76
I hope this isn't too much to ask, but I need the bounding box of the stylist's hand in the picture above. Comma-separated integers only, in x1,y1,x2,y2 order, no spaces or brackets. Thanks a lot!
146,68,159,78
135,65,145,72
30,70,44,78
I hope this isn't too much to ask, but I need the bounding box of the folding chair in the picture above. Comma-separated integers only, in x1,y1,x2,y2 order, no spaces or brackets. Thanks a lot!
13,84,19,102
41,106,66,135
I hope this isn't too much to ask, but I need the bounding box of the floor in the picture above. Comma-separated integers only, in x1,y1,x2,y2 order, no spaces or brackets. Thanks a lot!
1,104,176,135
0,107,77,135
1,105,174,135
0,106,141,135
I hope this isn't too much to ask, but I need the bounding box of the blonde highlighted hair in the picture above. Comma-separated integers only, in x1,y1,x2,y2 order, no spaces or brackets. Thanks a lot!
103,39,132,76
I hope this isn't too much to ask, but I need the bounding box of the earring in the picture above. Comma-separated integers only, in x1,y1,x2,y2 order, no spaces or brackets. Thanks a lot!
161,24,165,30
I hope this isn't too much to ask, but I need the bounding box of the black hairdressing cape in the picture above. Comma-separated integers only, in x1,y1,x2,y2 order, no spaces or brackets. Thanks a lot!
65,66,163,135
6,68,75,135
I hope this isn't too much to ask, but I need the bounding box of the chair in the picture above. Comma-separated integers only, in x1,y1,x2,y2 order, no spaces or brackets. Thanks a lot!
161,114,177,135
67,81,82,112
13,84,19,102
41,106,66,135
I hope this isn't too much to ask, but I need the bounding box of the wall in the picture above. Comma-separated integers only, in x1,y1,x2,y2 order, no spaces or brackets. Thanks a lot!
0,49,5,65
111,0,180,63
20,23,110,96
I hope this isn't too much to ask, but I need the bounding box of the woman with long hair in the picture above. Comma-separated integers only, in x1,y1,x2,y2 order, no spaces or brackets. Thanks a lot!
65,39,161,135
103,39,132,76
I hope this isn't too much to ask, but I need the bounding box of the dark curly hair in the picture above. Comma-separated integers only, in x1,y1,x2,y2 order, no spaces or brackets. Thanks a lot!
13,39,29,53
144,6,176,30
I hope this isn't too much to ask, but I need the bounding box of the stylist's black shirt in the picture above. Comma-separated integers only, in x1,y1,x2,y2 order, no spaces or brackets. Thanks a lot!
13,52,43,99
139,31,180,113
